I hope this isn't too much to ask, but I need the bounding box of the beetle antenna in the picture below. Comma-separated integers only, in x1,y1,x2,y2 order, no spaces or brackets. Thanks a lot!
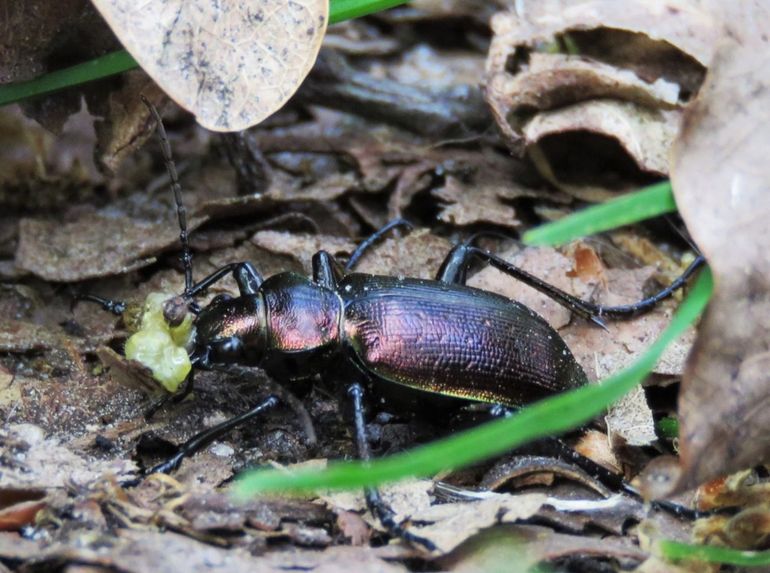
142,96,194,296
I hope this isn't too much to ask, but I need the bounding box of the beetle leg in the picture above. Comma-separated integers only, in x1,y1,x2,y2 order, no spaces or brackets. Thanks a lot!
576,254,705,320
72,293,127,316
312,250,346,289
534,435,730,519
185,262,264,298
346,219,414,271
347,383,437,551
123,394,280,486
437,245,704,327
482,405,725,520
435,244,473,285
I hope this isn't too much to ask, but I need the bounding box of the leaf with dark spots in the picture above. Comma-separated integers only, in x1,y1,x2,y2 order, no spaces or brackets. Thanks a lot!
90,0,328,131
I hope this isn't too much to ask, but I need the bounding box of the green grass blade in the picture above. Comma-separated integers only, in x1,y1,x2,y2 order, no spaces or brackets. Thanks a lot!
234,268,713,497
0,50,137,106
659,541,770,567
329,0,408,23
523,181,676,246
656,416,679,440
0,0,409,107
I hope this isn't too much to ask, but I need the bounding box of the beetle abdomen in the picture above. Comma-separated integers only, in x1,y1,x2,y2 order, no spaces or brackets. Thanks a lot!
341,274,587,408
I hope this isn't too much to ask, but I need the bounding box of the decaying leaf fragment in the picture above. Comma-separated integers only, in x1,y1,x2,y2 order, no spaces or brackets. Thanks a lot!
90,0,328,131
668,15,770,492
484,0,718,195
15,214,206,282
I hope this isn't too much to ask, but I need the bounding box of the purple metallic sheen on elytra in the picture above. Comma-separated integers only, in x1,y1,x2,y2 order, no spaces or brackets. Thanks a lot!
262,273,341,352
340,274,587,408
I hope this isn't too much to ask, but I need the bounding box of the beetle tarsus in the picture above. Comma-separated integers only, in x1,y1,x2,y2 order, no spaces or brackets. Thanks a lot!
365,486,437,552
72,294,127,316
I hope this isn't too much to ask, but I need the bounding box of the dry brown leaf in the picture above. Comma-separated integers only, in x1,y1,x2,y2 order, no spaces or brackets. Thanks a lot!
354,230,453,280
440,524,647,572
431,149,565,228
15,214,206,282
0,488,46,532
319,479,433,531
91,1,328,132
250,231,357,272
0,320,60,352
604,385,657,447
89,73,167,173
669,10,770,492
484,0,718,193
414,493,546,554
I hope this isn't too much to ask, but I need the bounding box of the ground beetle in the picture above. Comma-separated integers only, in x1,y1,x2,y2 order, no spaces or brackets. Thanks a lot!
80,102,705,550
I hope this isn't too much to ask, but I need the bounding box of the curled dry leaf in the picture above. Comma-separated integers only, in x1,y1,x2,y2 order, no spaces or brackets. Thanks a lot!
669,13,770,492
484,0,718,193
89,73,167,174
523,99,679,176
91,1,328,132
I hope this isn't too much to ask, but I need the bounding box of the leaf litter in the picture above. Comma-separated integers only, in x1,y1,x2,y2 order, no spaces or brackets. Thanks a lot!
0,1,766,571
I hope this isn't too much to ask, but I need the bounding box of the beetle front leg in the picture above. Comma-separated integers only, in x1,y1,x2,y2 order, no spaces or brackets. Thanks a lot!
72,293,127,316
186,261,264,298
123,394,280,486
346,383,436,551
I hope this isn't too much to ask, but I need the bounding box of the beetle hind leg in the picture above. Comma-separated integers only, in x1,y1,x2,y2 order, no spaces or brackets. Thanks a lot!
436,244,704,326
347,383,437,552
